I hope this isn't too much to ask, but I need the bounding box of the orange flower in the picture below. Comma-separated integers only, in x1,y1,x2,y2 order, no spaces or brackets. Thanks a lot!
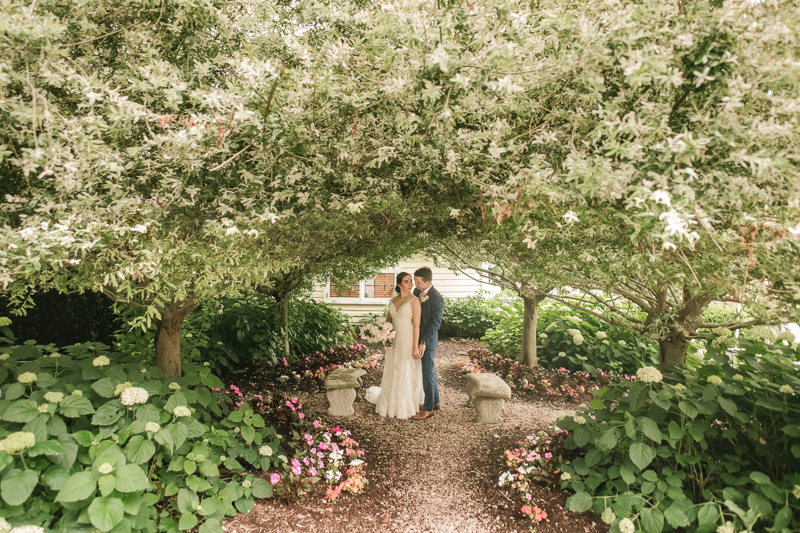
521,506,533,516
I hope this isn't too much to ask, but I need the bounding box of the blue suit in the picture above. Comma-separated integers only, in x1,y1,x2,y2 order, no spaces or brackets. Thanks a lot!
414,286,443,411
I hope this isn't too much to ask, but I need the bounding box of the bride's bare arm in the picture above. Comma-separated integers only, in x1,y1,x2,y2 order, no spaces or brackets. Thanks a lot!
386,297,394,323
411,298,421,357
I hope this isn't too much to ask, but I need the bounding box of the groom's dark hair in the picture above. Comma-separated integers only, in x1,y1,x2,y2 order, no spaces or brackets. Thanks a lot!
414,267,433,282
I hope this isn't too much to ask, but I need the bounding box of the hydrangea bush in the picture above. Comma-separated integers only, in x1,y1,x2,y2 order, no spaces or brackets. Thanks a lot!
0,340,283,532
556,336,800,533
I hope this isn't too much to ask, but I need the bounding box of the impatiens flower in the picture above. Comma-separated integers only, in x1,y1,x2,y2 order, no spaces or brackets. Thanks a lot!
636,366,663,383
708,375,723,385
259,445,273,457
44,391,64,403
270,473,281,485
18,372,37,384
120,387,149,406
92,356,110,367
619,517,636,533
98,463,114,475
145,422,160,433
521,505,533,516
173,406,191,417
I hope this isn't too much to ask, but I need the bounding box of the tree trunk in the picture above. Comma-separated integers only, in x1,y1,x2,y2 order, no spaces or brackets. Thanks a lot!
521,294,546,367
277,292,291,359
154,299,198,378
658,329,689,372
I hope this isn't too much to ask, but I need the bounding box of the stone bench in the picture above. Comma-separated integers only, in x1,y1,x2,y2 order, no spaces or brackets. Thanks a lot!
465,373,512,424
324,368,367,416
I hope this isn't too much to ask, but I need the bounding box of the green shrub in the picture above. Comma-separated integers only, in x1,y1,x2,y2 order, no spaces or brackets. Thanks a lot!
440,294,500,338
115,294,352,376
0,339,282,532
556,337,800,533
482,301,658,376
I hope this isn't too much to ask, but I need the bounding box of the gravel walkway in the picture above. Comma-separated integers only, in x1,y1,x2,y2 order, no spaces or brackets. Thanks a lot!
222,340,601,533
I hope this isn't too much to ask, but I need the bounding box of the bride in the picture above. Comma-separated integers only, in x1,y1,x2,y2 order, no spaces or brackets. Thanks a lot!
373,272,424,419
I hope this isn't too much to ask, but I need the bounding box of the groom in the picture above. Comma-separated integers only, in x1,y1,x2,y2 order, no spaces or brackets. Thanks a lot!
411,267,443,421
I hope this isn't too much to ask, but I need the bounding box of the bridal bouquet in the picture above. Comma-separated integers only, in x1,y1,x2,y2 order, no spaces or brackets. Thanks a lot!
361,317,396,347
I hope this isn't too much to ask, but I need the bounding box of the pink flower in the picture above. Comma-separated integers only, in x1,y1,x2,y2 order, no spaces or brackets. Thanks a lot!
309,467,317,476
545,452,552,459
526,493,532,500
299,413,305,419
270,473,281,485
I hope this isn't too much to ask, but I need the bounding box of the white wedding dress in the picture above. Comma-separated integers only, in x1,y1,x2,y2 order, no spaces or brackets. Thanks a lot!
373,297,424,419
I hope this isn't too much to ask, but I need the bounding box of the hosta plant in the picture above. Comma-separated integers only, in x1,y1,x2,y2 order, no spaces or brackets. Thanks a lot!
0,340,281,532
556,337,800,533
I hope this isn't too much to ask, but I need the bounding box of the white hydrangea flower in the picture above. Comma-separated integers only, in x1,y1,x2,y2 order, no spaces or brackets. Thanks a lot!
776,331,795,343
234,427,240,433
44,391,64,403
92,356,110,367
0,354,9,361
618,340,627,346
98,463,114,475
18,372,37,384
242,480,252,488
601,507,616,525
558,352,567,358
173,406,192,418
560,472,571,481
259,445,273,457
539,333,547,339
0,432,36,453
203,362,210,367
50,353,61,358
733,374,744,381
575,416,587,424
596,331,607,339
114,382,132,396
619,518,636,533
780,385,794,394
602,340,609,345
0,517,11,533
169,382,181,391
716,522,734,533
37,404,49,413
145,422,161,433
572,334,584,346
557,306,571,312
636,366,663,383
8,526,44,533
278,455,287,463
708,375,723,385
219,456,226,462
674,383,686,391
545,322,558,332
566,329,580,337
120,387,149,406
71,390,83,397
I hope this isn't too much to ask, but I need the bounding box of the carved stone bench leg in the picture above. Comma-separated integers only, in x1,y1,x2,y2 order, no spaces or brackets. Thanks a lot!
326,388,356,416
473,396,504,424
466,380,478,408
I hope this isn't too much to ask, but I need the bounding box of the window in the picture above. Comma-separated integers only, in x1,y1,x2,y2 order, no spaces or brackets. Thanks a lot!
325,271,397,302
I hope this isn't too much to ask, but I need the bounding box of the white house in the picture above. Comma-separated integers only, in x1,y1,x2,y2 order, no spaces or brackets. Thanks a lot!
311,256,498,320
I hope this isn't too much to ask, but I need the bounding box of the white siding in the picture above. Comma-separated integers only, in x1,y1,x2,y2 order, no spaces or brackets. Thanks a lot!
311,255,496,320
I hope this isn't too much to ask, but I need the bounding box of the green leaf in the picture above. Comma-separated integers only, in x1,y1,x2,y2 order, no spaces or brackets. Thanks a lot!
184,460,197,475
629,442,655,470
115,464,149,493
241,425,256,445
573,427,591,447
625,416,637,439
774,505,793,531
170,423,189,452
60,395,95,418
89,496,125,532
41,466,71,491
678,401,698,419
186,475,211,492
53,434,79,470
199,460,220,478
92,402,123,426
3,400,39,423
620,465,636,485
234,496,254,514
697,504,719,528
749,471,771,484
125,436,156,464
566,492,593,512
781,425,800,438
640,507,664,533
29,439,65,457
92,378,118,398
668,421,685,440
639,418,662,444
179,512,198,531
0,468,39,506
98,475,116,497
628,385,650,410
123,492,142,515
154,428,175,455
178,488,200,515
4,383,25,401
56,471,97,502
718,397,738,416
199,519,224,533
791,444,800,458
164,392,187,414
596,428,619,452
664,505,689,528
46,414,68,436
250,478,273,499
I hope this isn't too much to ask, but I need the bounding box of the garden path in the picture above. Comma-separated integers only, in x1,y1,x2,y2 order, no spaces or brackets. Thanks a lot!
223,341,601,533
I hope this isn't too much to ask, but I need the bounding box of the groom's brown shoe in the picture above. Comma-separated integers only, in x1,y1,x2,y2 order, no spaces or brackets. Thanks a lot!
418,403,440,411
411,410,435,420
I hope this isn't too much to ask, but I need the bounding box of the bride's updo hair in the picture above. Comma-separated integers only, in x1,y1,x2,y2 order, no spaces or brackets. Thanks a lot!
394,272,411,296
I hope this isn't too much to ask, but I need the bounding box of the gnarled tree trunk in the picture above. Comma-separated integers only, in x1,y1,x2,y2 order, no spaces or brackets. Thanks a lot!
658,330,690,371
656,289,713,372
154,298,198,378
